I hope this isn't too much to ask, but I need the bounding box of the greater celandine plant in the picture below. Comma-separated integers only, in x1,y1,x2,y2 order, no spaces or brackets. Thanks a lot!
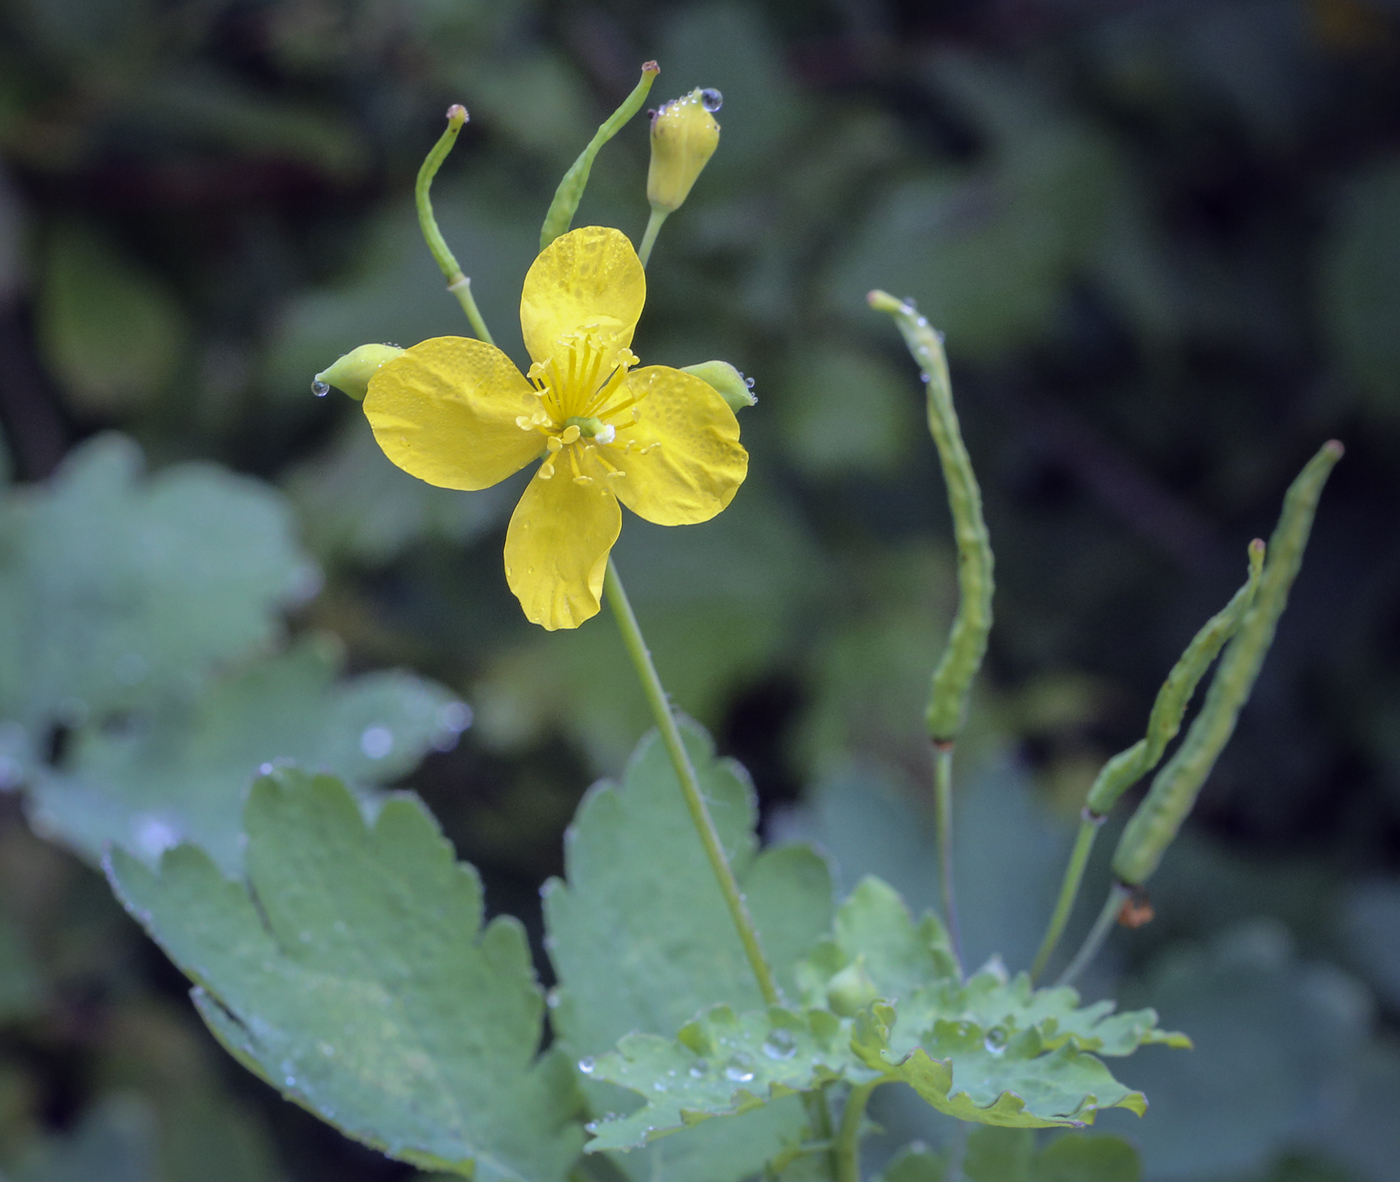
111,63,1342,1182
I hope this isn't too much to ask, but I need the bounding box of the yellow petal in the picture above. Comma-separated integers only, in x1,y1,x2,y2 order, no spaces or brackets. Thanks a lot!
519,227,645,364
610,366,748,525
364,337,542,491
504,469,622,630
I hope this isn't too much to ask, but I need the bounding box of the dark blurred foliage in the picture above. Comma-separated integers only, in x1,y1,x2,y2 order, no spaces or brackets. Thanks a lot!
1,0,1399,1180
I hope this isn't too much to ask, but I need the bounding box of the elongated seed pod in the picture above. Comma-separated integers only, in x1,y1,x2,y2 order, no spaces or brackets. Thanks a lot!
1112,442,1343,886
868,291,994,744
1084,539,1265,816
541,63,660,251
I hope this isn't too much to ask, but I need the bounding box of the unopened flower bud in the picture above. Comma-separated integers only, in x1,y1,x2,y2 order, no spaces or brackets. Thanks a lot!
647,88,721,213
313,343,406,402
681,360,755,411
825,956,880,1017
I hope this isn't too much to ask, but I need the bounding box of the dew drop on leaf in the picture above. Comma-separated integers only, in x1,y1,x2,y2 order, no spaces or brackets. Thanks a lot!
578,1056,596,1074
761,1029,797,1060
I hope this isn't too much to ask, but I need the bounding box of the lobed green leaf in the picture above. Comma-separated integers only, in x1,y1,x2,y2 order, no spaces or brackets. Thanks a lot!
108,768,584,1182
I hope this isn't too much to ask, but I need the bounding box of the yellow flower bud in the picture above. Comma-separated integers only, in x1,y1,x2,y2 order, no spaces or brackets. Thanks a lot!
647,88,721,213
313,343,406,402
681,360,755,411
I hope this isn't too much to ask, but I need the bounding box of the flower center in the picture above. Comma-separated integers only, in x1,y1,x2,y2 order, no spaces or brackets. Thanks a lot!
514,331,659,486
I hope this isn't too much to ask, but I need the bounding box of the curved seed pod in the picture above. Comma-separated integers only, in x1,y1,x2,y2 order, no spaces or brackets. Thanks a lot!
541,63,660,251
1113,441,1344,887
868,291,993,744
1084,538,1266,816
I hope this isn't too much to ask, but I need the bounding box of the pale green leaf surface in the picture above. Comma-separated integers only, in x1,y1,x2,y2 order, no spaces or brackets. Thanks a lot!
0,434,307,727
107,769,583,1182
29,636,462,874
591,875,1174,1142
1098,921,1370,1180
544,721,833,1181
585,1004,861,1152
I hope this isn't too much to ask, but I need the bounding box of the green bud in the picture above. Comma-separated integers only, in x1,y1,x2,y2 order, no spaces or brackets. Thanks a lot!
647,88,721,213
313,343,406,402
825,956,880,1017
681,360,755,412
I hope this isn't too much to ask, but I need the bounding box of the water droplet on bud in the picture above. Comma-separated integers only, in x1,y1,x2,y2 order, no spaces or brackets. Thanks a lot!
311,380,330,398
701,88,723,112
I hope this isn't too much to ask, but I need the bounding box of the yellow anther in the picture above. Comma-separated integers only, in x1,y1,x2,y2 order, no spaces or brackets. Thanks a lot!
538,460,555,480
560,424,581,445
573,475,594,486
546,437,564,453
606,470,626,479
516,415,534,430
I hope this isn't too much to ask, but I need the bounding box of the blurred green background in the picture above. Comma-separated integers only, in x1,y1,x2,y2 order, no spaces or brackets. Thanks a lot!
0,0,1398,1180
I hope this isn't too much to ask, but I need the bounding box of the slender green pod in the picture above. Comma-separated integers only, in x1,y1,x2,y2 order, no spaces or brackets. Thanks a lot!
1112,441,1344,886
1031,542,1262,981
1085,538,1266,816
415,105,494,344
867,291,994,743
540,62,660,251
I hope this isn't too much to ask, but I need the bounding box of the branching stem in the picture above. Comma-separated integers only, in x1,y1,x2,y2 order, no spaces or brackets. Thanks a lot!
1055,882,1130,988
1030,812,1102,983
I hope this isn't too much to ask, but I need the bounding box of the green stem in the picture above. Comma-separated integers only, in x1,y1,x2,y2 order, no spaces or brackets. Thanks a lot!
933,743,964,976
1030,813,1102,983
1055,882,1129,988
834,1082,878,1182
638,207,668,268
602,559,781,1006
415,104,495,345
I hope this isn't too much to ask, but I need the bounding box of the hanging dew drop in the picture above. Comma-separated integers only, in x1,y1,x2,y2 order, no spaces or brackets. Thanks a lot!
311,380,330,398
701,88,723,112
578,1056,596,1074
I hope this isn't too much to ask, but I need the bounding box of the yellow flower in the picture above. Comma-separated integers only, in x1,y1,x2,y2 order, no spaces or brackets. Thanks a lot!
363,226,748,630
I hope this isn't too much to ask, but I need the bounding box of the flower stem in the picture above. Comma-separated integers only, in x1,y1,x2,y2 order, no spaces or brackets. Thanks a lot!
638,207,668,268
415,104,495,346
933,742,964,976
1055,882,1129,988
1030,812,1102,983
834,1082,878,1182
602,558,781,1006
